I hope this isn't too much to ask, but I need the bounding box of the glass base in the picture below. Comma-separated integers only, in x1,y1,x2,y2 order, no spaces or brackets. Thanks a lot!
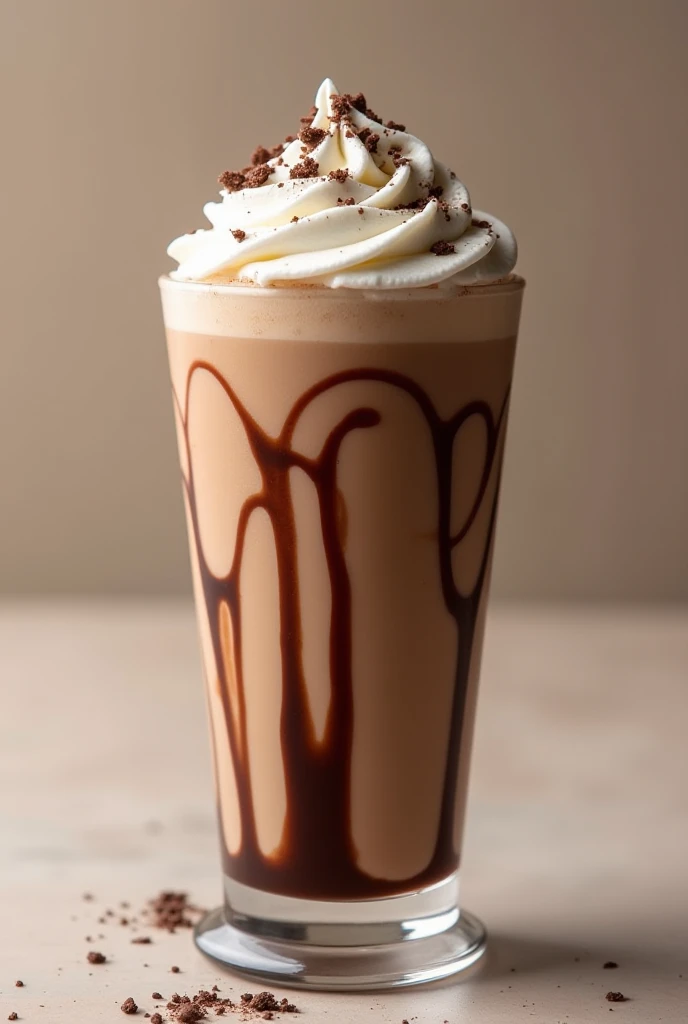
194,874,486,991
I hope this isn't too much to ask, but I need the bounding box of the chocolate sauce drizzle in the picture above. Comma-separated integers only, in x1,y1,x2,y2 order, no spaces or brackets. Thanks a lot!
175,364,509,900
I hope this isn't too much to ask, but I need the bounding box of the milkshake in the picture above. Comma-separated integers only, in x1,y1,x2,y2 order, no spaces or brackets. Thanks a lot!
161,79,523,988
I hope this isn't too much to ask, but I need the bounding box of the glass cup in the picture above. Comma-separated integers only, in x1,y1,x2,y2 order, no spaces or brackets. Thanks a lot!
159,275,524,990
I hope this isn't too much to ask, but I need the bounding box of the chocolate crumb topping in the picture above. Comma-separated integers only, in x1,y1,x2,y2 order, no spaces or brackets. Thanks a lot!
364,132,380,153
357,126,371,145
345,129,355,138
328,168,350,182
299,105,318,129
386,120,406,131
337,197,355,205
290,156,319,179
460,203,470,210
606,992,628,1002
87,951,106,964
121,997,138,1015
604,961,619,969
329,94,350,122
277,182,284,188
431,241,456,256
243,163,273,188
428,185,444,199
299,126,327,150
357,207,364,214
290,216,299,223
218,170,246,192
231,229,246,242
472,218,492,230
250,146,273,166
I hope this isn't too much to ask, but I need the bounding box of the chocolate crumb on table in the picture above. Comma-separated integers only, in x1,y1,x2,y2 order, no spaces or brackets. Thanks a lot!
603,961,619,969
121,997,138,1014
151,1016,163,1024
431,241,456,256
170,965,181,973
8,1014,18,1021
606,991,628,1002
87,951,107,964
151,992,164,1001
131,936,152,944
14,981,23,987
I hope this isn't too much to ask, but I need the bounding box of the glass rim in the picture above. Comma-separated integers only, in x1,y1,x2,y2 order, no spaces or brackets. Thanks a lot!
159,272,525,303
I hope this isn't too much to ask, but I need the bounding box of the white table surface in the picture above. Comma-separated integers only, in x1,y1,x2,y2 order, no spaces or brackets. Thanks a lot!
1,602,686,1023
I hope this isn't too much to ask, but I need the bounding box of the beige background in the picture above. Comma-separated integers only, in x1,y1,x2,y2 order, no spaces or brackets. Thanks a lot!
1,0,686,600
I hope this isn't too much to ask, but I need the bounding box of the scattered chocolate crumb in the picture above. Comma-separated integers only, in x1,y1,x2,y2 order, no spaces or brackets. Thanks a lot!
8,1014,18,1021
121,901,130,909
345,129,355,138
329,94,351,122
472,218,492,230
151,1016,163,1024
211,987,219,993
83,893,94,901
243,163,273,188
386,120,406,131
131,936,152,944
604,961,619,969
299,126,327,150
87,951,106,964
152,993,164,1001
428,185,444,199
460,203,470,211
231,229,246,242
364,132,380,154
290,156,319,179
121,997,138,1015
250,146,273,166
176,1007,206,1023
431,241,456,256
15,982,23,988
299,105,318,129
277,182,284,188
147,892,203,933
105,909,115,917
337,197,355,206
120,917,129,926
357,126,371,145
606,992,628,1002
284,134,297,143
218,171,246,192
170,966,180,973
290,216,299,223
328,168,350,183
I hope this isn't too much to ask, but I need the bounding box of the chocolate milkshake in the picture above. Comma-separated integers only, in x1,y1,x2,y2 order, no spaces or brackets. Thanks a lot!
161,79,523,989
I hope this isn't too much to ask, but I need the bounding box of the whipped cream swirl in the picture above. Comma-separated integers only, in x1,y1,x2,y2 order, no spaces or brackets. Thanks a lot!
168,79,517,289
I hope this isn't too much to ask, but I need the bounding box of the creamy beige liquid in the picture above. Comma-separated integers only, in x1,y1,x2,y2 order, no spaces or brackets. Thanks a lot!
161,279,523,900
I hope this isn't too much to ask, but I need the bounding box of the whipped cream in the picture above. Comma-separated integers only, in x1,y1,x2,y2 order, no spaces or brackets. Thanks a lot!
168,79,517,290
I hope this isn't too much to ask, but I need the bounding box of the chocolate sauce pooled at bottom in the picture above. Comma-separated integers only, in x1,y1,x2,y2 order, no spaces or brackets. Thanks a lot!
163,282,521,901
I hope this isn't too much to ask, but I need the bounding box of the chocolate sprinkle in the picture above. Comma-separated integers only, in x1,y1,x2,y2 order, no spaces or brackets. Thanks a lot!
431,241,456,256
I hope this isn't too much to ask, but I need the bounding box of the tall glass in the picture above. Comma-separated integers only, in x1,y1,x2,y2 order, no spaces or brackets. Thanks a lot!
159,276,524,990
